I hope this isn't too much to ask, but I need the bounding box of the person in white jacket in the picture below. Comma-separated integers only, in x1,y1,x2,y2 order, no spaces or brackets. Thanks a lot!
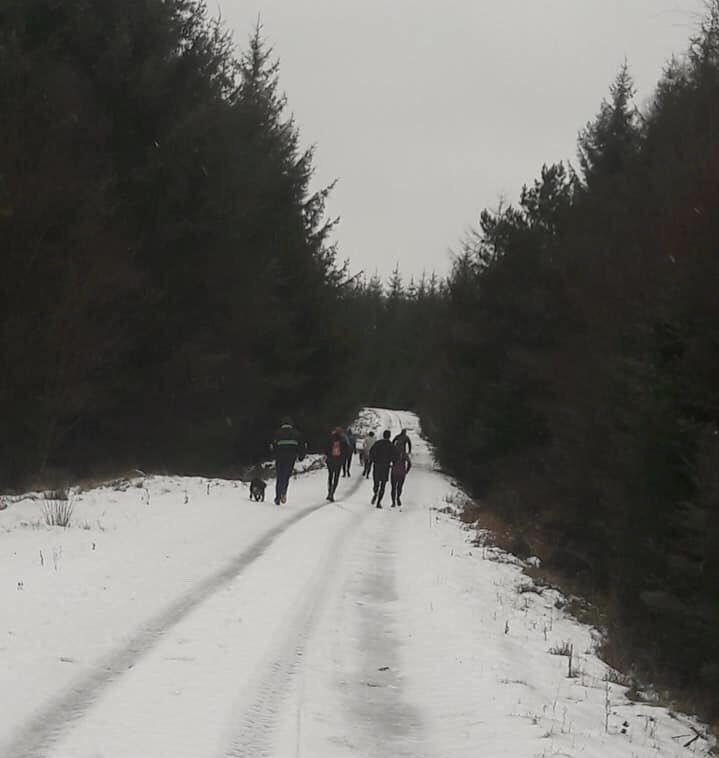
360,431,376,478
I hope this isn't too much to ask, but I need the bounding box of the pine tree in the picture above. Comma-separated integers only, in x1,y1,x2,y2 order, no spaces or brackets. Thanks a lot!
0,1,353,481
577,62,641,186
387,264,404,299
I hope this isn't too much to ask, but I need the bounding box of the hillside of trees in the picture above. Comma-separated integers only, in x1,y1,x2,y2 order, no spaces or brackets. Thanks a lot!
349,6,719,722
0,0,358,485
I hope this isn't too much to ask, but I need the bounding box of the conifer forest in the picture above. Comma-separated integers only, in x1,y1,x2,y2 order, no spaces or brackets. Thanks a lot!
2,0,719,725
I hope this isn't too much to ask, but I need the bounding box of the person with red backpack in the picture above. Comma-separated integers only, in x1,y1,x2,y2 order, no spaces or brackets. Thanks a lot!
326,427,349,502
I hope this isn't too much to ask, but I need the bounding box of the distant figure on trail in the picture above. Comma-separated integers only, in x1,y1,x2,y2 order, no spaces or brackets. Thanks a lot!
343,428,356,476
369,430,398,509
360,431,376,479
340,428,353,477
271,417,305,506
393,428,412,455
326,426,349,502
391,449,412,507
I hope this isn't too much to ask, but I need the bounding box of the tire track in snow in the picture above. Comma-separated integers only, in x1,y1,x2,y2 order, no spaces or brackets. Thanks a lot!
3,484,359,758
224,411,417,757
335,502,428,758
358,409,429,756
222,585,325,758
223,474,367,758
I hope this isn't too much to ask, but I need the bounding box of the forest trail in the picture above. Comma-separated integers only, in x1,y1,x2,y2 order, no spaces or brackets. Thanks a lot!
0,410,712,757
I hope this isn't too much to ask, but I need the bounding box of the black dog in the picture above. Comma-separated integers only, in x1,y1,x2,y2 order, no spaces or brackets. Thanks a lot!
249,477,266,502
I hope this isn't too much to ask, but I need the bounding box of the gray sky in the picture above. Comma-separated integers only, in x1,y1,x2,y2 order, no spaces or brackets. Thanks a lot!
220,0,706,280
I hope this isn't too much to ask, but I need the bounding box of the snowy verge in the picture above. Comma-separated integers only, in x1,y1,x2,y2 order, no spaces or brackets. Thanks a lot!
0,466,331,740
389,416,715,757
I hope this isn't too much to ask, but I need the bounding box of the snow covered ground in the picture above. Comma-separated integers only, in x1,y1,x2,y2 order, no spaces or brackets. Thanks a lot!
0,409,713,757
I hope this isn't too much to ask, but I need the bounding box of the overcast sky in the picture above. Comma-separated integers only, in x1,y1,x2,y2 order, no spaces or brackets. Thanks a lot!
220,0,706,280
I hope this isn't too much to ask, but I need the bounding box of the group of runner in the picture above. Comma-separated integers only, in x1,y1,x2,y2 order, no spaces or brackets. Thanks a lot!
270,418,413,508
325,426,412,507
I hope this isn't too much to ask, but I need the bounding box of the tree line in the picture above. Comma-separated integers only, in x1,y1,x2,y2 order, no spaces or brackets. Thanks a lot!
0,0,358,485
350,5,719,721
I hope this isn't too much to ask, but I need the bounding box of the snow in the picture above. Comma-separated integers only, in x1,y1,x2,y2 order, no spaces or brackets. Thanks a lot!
0,409,713,757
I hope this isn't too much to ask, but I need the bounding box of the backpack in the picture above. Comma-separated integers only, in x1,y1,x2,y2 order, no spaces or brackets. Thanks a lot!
331,438,342,458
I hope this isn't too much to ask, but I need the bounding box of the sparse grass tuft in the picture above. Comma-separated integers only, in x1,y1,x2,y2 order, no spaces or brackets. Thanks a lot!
549,641,573,657
42,489,74,527
517,581,543,595
603,668,633,688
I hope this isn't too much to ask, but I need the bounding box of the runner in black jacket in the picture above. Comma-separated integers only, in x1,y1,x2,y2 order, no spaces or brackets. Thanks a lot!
369,430,398,509
393,429,412,455
391,450,412,507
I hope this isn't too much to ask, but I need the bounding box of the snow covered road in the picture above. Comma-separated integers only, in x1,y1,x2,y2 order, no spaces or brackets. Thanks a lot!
1,409,713,757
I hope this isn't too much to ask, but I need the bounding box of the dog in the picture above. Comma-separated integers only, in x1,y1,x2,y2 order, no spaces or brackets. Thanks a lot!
249,477,267,502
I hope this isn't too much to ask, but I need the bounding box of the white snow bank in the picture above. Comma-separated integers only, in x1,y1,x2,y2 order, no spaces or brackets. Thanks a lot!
0,468,328,739
390,414,714,757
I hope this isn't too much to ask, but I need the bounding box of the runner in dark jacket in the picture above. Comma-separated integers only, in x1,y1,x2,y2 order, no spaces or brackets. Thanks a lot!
391,450,412,507
393,428,412,455
271,417,305,505
326,427,349,501
369,430,398,508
